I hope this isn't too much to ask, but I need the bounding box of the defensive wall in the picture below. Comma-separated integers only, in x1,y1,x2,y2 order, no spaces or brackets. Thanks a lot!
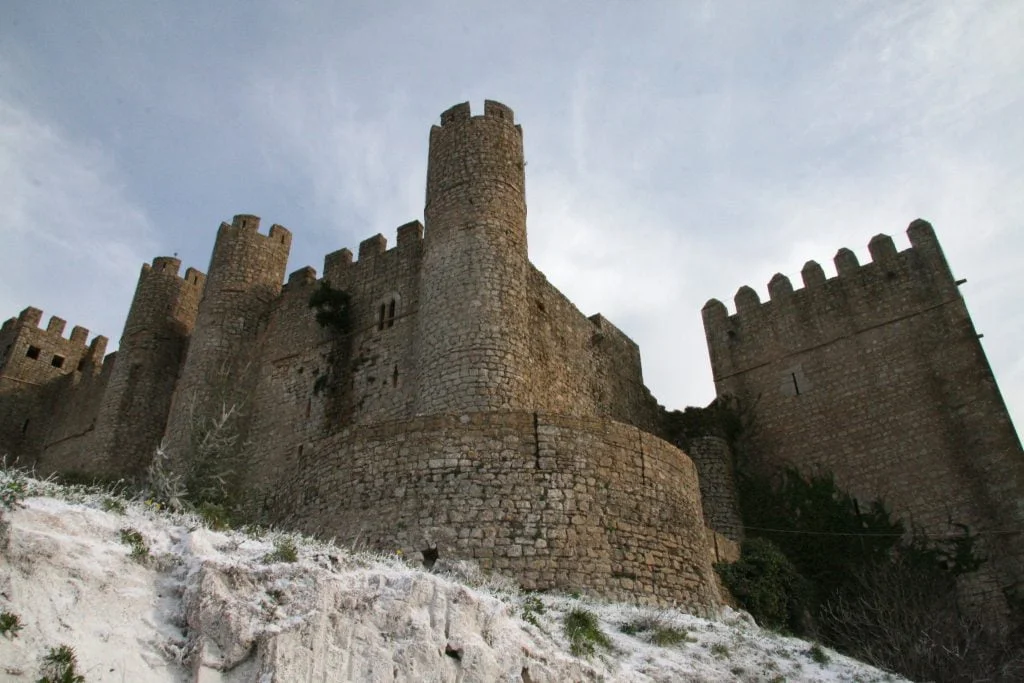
0,308,108,468
16,100,1023,617
703,219,1024,612
0,100,727,609
267,411,721,611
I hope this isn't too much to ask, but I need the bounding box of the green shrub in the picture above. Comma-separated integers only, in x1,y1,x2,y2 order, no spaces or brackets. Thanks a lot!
0,610,22,638
101,497,126,515
715,537,810,632
119,527,150,563
308,282,352,334
37,644,85,683
619,611,689,646
737,467,904,604
564,608,612,657
196,501,236,530
650,626,689,646
263,537,299,563
521,595,546,627
733,463,1003,681
808,642,830,665
1,471,27,510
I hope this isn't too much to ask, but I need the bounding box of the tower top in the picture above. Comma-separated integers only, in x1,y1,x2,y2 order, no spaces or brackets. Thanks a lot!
437,100,516,127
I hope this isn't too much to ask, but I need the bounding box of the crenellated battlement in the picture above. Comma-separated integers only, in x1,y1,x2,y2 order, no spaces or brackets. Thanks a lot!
703,219,962,376
437,100,516,127
141,257,206,288
0,305,109,380
4,306,105,351
283,266,318,291
219,214,293,247
3,102,1020,620
322,220,425,286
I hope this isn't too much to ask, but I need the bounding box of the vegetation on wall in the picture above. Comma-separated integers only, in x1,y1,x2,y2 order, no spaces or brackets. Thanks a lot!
308,281,352,335
661,395,745,447
145,358,255,527
715,537,809,632
716,465,1023,682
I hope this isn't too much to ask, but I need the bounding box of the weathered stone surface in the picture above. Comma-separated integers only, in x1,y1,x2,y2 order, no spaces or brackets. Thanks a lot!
0,100,718,609
703,220,1024,619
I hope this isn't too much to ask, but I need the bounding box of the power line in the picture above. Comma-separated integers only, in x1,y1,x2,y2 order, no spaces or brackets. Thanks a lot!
741,525,1020,538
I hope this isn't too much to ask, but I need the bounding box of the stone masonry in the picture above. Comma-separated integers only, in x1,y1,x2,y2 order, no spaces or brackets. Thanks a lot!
0,101,722,610
703,221,1024,617
1,100,1021,614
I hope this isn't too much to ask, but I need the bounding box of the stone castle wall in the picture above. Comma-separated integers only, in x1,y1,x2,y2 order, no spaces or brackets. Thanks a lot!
0,308,107,465
270,411,720,611
527,267,660,430
703,219,1024,610
685,436,743,542
9,101,1022,616
34,360,113,475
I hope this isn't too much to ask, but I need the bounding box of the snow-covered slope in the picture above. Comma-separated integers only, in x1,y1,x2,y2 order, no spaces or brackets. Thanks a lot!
0,479,906,682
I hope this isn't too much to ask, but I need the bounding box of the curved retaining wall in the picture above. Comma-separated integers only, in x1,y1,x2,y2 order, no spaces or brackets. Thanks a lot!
271,412,720,611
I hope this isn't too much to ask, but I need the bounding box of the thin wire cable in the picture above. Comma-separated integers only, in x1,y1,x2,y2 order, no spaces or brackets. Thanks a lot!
741,525,1020,538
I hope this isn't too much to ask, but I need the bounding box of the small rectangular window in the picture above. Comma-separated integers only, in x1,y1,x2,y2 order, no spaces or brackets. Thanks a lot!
52,354,66,368
77,359,87,372
26,346,41,359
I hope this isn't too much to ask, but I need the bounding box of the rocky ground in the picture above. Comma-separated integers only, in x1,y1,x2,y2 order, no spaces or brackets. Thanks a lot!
0,473,907,682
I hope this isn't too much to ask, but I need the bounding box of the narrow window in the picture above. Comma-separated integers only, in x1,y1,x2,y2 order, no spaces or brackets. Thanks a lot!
790,372,800,396
51,354,65,368
297,444,304,459
387,299,396,328
378,303,386,331
305,398,311,419
77,358,87,372
392,364,399,387
21,419,29,434
26,345,41,359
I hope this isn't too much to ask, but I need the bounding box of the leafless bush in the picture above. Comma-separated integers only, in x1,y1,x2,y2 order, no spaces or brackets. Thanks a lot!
820,557,1024,682
147,359,253,510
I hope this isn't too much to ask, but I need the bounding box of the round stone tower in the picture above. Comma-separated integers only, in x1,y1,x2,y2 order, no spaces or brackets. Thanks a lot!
95,257,205,478
163,215,291,461
415,100,531,414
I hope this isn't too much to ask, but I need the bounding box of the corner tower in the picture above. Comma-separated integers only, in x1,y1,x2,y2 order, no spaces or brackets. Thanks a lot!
415,101,531,413
703,220,1024,617
94,257,205,478
163,215,291,462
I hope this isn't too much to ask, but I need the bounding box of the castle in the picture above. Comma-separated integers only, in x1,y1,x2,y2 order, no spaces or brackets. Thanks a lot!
1,100,1021,614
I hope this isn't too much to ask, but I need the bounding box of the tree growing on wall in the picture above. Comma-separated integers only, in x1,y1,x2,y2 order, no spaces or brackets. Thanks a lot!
146,358,254,524
308,281,352,335
717,465,1023,682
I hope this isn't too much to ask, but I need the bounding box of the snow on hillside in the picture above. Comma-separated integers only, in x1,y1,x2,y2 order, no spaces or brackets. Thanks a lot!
0,475,907,682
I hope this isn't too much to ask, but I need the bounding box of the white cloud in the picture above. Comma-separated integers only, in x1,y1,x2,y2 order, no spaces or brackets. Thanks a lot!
0,95,156,346
245,73,425,255
518,1,1024,425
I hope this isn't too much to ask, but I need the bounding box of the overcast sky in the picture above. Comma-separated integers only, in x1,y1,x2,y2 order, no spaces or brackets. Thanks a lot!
2,1,1022,427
